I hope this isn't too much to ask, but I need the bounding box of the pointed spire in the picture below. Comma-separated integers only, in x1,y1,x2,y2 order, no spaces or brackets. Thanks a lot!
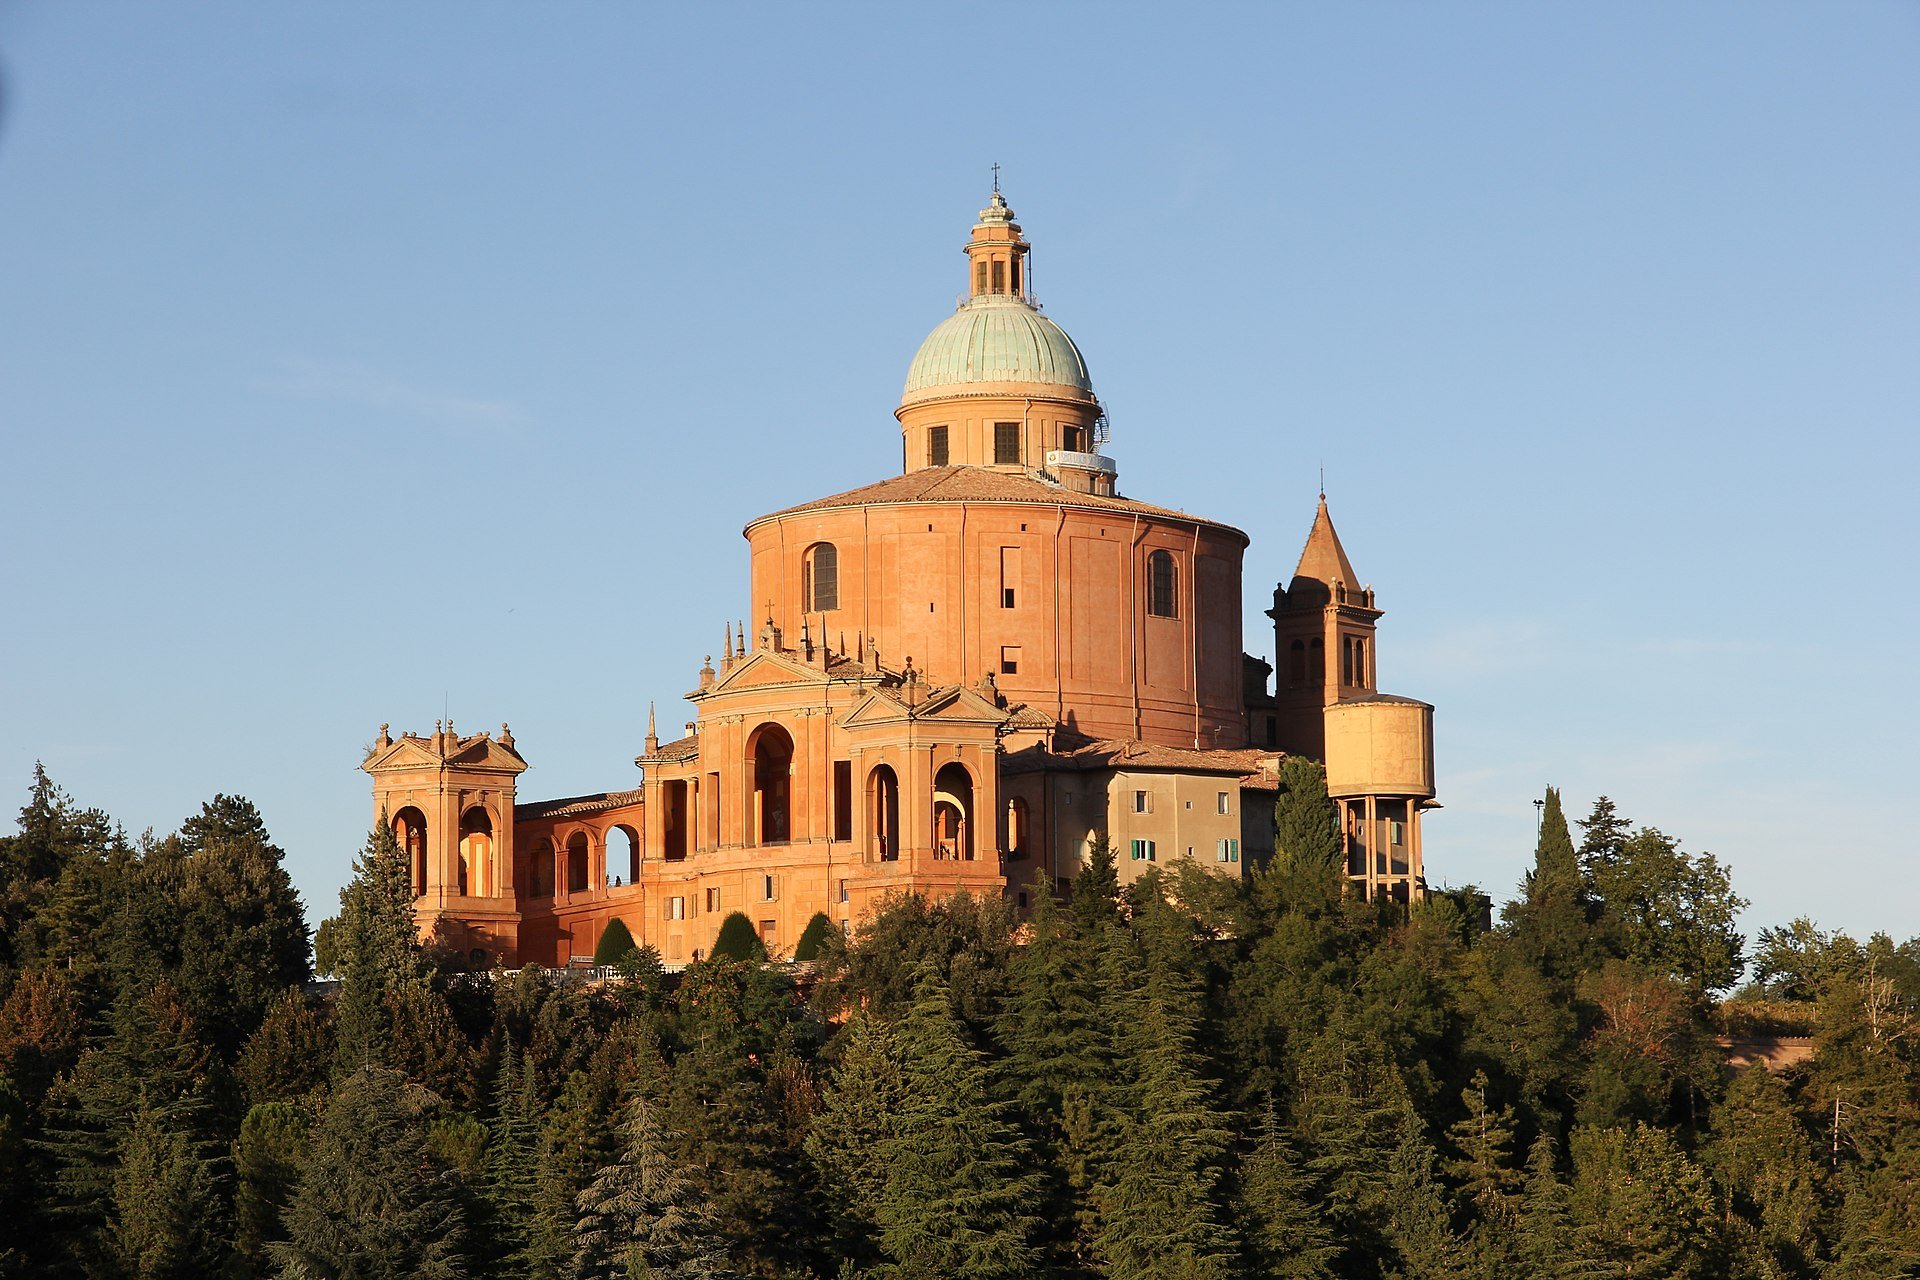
1292,493,1360,592
645,702,658,754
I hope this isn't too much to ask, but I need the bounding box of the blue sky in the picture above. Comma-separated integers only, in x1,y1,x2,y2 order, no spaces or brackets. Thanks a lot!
2,4,1915,942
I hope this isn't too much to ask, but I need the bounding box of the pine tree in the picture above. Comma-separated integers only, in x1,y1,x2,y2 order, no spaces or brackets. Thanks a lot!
1092,983,1239,1280
484,1040,541,1274
107,1086,226,1280
235,989,332,1107
1381,1111,1467,1280
1444,1069,1522,1275
1704,1064,1822,1274
1291,1024,1412,1258
170,795,311,1058
805,1009,906,1264
1237,1097,1339,1279
874,968,1041,1280
331,819,428,1071
571,1089,732,1280
1512,1135,1573,1280
270,1065,470,1280
234,1101,309,1274
1565,1124,1723,1280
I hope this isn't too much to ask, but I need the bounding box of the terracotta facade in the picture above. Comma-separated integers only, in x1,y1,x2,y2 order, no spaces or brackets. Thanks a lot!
360,190,1440,968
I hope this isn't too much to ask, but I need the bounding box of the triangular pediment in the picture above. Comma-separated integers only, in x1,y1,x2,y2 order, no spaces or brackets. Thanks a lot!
363,734,527,776
705,650,828,696
915,685,1011,724
840,689,912,729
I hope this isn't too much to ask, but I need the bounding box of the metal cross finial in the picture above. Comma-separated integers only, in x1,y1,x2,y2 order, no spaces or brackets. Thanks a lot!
991,162,1000,194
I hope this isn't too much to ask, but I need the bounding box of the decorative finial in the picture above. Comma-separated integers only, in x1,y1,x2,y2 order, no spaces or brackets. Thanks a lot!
646,702,658,753
376,723,391,747
991,161,1000,194
499,722,514,749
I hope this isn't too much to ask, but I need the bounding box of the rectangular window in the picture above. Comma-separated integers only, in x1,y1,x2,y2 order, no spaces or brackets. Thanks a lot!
994,421,1020,465
705,887,721,913
1000,645,1021,676
838,879,850,904
999,546,1020,608
1388,820,1405,846
666,896,686,920
928,425,949,467
833,760,853,842
1133,789,1152,814
1216,838,1241,863
1130,839,1157,862
762,874,776,902
759,919,777,946
1217,791,1232,815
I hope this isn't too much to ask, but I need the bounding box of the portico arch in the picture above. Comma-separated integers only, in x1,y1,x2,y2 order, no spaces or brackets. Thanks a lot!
458,805,493,897
393,807,428,897
747,723,794,846
867,763,900,862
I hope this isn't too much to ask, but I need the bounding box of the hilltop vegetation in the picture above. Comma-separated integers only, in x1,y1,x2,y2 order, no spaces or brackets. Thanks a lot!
1,765,1916,1279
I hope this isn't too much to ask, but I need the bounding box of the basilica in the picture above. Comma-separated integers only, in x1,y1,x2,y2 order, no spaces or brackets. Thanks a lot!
361,190,1437,969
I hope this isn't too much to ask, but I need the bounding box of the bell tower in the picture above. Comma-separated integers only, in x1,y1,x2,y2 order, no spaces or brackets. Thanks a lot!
1268,495,1381,761
1268,495,1436,903
362,720,528,965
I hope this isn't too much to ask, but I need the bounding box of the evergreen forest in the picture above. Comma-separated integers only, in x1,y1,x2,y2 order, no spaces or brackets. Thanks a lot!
1,760,1917,1280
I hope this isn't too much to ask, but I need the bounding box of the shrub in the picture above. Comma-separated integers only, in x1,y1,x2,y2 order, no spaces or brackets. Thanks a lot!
710,912,767,963
792,912,836,963
592,918,638,966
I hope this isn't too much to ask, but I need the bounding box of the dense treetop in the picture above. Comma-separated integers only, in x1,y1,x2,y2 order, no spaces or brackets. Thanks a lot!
0,764,1914,1279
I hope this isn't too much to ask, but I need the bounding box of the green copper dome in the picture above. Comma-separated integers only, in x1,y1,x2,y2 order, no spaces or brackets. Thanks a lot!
902,296,1095,400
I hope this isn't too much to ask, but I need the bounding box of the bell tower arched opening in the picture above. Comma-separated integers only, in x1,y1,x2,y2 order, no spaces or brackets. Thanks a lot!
458,806,493,897
933,762,974,861
868,764,900,862
393,806,428,897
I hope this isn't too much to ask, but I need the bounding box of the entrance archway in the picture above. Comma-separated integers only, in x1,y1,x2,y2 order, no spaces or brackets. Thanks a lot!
747,723,794,846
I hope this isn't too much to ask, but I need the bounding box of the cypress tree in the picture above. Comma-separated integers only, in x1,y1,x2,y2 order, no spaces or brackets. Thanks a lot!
1237,1098,1339,1280
1271,758,1343,896
270,1065,471,1280
571,1089,732,1280
875,968,1040,1280
1505,787,1593,981
330,819,428,1072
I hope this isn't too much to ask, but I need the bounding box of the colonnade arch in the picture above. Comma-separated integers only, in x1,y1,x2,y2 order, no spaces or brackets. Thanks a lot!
933,762,974,860
393,806,428,897
747,723,794,846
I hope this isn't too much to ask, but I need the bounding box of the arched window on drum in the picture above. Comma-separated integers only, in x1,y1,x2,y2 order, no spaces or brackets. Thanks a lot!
803,543,838,613
1147,549,1179,619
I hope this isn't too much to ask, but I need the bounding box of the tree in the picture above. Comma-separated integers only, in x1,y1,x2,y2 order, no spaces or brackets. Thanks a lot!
1092,980,1239,1280
169,796,310,1058
1503,787,1593,981
484,1039,541,1275
1381,1111,1467,1280
1703,1064,1822,1276
791,912,835,963
1444,1070,1522,1262
1565,1124,1723,1280
270,1065,470,1280
235,989,332,1107
572,1089,732,1280
591,918,638,966
708,913,766,964
1512,1135,1573,1279
107,1087,226,1280
330,820,429,1071
1271,758,1342,888
1591,827,1748,993
815,889,1014,1027
1237,1098,1339,1280
805,1009,906,1266
234,1102,309,1272
873,968,1041,1280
